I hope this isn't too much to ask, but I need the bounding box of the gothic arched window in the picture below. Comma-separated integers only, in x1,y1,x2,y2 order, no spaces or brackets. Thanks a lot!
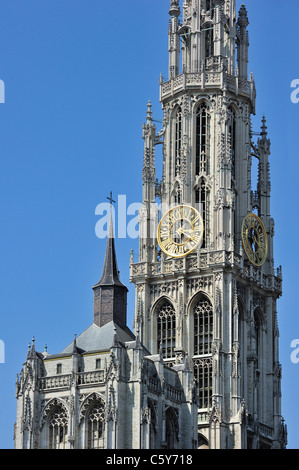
48,405,68,449
87,400,105,449
253,309,262,369
196,103,210,176
193,295,213,356
193,295,213,410
193,357,213,409
195,178,209,248
165,407,179,449
148,400,157,449
227,107,236,178
173,182,182,205
157,301,176,360
175,107,182,177
204,27,214,60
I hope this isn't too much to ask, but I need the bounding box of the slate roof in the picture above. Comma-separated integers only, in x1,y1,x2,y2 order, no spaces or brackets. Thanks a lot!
93,213,127,290
60,321,136,355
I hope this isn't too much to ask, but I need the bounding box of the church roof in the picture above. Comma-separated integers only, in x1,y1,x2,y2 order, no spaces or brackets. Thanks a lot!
60,321,136,355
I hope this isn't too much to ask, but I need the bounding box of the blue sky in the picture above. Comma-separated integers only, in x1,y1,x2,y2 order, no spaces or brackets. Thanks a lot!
0,0,298,449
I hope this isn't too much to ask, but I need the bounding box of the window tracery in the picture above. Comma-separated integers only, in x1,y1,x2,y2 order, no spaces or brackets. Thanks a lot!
87,400,105,449
48,405,68,449
157,302,176,360
192,295,213,410
196,103,210,176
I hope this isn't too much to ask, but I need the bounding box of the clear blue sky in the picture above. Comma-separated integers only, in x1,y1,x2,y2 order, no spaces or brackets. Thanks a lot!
0,0,298,449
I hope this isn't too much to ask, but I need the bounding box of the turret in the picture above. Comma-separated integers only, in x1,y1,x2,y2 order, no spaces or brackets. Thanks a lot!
139,101,159,263
237,4,249,79
168,0,181,79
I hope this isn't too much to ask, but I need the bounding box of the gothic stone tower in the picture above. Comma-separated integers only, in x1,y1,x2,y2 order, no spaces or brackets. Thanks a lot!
130,0,287,449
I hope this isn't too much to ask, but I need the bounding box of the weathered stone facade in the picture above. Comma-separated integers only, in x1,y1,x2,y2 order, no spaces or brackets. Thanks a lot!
131,0,287,449
14,216,198,449
14,0,287,450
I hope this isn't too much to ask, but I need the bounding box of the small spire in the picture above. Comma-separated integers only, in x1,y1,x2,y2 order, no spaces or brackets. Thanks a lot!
42,344,50,358
26,341,31,359
93,206,128,329
261,116,267,136
111,324,120,348
238,4,249,27
94,212,126,289
27,337,37,359
169,0,180,17
72,333,78,354
146,100,153,123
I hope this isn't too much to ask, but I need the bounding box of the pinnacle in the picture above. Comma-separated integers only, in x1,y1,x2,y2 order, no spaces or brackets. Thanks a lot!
169,0,180,17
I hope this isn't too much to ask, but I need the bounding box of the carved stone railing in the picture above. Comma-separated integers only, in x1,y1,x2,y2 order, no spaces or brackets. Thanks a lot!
160,71,253,101
77,370,105,386
39,374,72,390
259,423,274,438
165,384,183,403
39,370,105,391
148,377,161,395
198,410,209,424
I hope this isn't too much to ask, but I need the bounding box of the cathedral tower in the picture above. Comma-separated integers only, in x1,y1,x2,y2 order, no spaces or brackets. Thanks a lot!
130,0,287,449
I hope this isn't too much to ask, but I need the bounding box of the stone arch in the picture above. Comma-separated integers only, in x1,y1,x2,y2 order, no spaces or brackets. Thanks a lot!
198,433,209,449
148,399,157,449
79,392,105,422
165,407,179,449
41,397,69,428
84,394,106,449
41,398,69,449
154,298,177,359
171,178,182,205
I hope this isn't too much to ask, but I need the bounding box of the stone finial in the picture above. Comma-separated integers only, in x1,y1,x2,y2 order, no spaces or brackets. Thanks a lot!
146,100,153,123
238,4,249,28
169,0,180,17
261,116,267,136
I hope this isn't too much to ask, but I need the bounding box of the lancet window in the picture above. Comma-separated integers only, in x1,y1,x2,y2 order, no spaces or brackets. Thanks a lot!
193,295,213,409
157,302,176,360
48,405,68,449
195,178,209,248
174,183,182,205
195,103,210,176
204,27,214,60
175,107,182,177
87,400,105,449
228,107,236,178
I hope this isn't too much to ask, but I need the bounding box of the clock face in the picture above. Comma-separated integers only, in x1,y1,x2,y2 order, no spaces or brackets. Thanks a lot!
157,205,204,258
241,213,268,267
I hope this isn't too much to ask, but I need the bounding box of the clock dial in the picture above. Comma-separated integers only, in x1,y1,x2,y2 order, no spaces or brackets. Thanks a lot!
241,213,268,267
157,205,204,258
